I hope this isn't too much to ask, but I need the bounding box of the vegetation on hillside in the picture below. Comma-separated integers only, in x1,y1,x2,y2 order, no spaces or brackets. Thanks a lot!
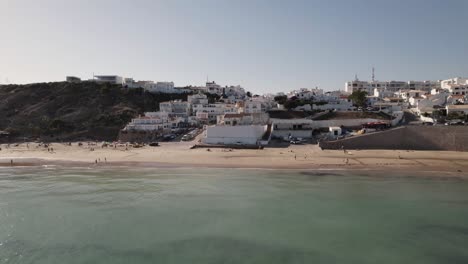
348,90,368,107
273,95,328,110
0,82,190,141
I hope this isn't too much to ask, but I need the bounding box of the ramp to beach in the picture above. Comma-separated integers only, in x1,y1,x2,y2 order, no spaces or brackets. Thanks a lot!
319,126,468,151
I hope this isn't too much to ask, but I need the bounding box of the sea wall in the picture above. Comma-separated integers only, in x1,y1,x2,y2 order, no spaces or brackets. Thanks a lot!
319,126,468,151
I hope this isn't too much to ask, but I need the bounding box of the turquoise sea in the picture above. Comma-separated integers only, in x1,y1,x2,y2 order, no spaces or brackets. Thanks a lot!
1,167,468,264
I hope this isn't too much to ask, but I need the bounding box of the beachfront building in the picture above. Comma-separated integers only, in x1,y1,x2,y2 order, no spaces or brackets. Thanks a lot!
123,112,171,132
216,113,269,126
159,100,191,117
217,113,254,126
269,111,315,139
202,125,269,145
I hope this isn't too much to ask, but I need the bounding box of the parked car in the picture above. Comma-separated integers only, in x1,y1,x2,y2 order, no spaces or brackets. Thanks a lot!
149,142,160,147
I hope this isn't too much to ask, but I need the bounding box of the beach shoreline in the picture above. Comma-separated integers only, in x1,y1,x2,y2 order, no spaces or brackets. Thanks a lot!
1,142,467,176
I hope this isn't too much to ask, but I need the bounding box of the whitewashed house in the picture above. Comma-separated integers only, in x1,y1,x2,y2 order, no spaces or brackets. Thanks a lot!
193,103,239,122
159,100,190,117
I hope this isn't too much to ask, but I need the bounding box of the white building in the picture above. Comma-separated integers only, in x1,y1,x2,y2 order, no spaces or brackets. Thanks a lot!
446,84,468,96
345,78,437,95
399,90,427,102
407,80,440,91
374,88,396,98
126,80,154,89
287,88,323,100
192,103,239,122
124,112,170,132
206,81,223,95
147,82,175,93
223,85,246,98
441,77,468,89
217,113,254,126
188,93,209,105
269,111,315,139
242,100,264,114
203,125,268,145
159,100,190,117
93,75,124,85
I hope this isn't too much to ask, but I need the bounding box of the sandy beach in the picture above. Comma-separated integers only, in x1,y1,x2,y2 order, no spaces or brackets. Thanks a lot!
1,141,468,175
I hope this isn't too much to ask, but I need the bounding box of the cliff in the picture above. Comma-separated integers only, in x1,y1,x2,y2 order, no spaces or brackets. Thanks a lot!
0,82,189,142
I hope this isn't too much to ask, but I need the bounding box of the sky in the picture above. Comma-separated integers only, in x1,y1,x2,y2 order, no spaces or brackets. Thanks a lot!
1,0,468,94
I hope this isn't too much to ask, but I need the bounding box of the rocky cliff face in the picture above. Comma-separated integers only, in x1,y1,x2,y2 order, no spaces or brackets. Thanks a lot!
0,82,189,142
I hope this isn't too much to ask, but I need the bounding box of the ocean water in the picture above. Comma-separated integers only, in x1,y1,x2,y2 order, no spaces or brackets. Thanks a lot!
1,167,468,264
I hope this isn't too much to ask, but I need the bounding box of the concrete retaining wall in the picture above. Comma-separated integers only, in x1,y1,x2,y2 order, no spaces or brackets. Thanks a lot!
319,126,468,151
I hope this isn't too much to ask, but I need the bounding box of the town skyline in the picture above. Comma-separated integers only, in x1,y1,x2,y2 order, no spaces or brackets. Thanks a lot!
2,0,468,93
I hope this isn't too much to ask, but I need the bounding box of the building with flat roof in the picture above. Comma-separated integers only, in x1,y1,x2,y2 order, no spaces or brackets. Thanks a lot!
93,75,124,85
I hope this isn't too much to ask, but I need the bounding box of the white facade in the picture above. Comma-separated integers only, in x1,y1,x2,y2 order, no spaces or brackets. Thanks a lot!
288,88,324,100
447,84,468,95
243,100,264,114
93,75,124,85
159,100,190,117
224,85,246,98
193,103,239,122
147,82,175,93
206,81,223,95
217,113,254,126
124,113,170,131
187,93,209,105
374,88,396,98
345,79,437,95
203,125,267,145
441,77,468,89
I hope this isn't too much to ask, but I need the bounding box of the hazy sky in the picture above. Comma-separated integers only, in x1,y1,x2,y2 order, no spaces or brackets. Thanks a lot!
1,0,467,94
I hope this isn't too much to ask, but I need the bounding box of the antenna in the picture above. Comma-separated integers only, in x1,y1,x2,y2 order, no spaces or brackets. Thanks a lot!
372,67,375,82
354,74,359,81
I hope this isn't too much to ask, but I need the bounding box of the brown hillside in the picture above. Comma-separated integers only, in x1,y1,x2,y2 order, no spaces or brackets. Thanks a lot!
0,82,189,142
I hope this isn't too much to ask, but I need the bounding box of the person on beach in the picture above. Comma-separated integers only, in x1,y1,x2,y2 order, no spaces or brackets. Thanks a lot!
10,159,13,166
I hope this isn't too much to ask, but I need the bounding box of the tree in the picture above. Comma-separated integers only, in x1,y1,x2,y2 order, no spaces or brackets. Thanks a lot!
348,90,368,107
274,95,287,105
246,91,252,97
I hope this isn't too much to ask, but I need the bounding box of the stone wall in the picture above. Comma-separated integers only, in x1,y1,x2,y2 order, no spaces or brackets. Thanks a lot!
319,126,468,151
